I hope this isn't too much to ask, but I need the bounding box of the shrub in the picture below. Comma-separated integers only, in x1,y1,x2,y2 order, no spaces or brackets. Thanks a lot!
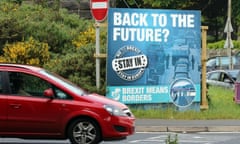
208,40,240,49
44,44,106,94
0,37,49,66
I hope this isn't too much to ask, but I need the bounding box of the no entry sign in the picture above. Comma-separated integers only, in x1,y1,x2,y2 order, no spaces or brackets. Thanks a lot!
90,0,108,22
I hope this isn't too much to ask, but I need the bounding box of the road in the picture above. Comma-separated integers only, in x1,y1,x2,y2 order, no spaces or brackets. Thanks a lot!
103,132,240,144
1,132,240,144
2,119,240,144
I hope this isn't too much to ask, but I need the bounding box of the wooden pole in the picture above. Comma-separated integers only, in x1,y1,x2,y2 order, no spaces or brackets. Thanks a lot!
201,26,209,110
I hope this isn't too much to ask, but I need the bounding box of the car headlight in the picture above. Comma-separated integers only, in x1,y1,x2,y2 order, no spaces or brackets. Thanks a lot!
104,104,127,116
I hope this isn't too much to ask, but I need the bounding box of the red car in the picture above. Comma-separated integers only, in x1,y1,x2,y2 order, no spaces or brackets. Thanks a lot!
0,63,135,144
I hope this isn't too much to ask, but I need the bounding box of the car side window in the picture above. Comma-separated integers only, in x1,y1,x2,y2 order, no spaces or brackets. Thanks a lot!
0,72,3,94
219,73,225,82
53,87,72,100
9,72,51,97
208,72,220,81
222,73,232,83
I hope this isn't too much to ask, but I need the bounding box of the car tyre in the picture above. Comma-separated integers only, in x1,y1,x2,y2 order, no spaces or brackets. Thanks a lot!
68,118,101,144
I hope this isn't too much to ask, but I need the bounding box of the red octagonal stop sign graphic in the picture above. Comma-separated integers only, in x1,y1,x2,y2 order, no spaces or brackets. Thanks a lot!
90,0,108,22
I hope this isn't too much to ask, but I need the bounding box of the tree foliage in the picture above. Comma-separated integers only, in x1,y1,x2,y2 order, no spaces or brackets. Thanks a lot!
45,24,107,93
0,0,93,54
0,0,107,93
18,3,92,54
0,1,24,51
45,44,107,94
0,37,49,66
207,40,240,49
72,24,107,48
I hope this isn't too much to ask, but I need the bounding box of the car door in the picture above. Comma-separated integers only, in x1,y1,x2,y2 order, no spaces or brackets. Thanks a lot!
6,71,65,134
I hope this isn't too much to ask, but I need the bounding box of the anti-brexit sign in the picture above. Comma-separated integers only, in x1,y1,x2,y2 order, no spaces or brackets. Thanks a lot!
106,8,201,109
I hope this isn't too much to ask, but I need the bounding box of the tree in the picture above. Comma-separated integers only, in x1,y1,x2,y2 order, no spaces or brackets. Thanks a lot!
0,0,93,54
232,0,240,40
45,25,107,94
0,1,107,93
0,1,24,52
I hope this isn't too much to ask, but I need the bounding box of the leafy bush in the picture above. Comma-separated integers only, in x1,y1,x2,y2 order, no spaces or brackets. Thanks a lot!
0,0,108,93
0,37,49,66
207,40,240,49
0,1,24,51
44,44,107,94
0,0,93,54
17,3,93,54
72,23,107,49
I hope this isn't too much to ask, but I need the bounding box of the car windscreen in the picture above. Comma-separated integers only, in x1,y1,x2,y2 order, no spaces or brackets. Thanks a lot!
206,58,216,66
228,71,238,79
215,57,236,66
40,70,86,96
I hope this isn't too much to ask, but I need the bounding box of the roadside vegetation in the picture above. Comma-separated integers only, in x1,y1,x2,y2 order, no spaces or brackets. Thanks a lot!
166,134,178,144
133,86,240,119
0,0,107,94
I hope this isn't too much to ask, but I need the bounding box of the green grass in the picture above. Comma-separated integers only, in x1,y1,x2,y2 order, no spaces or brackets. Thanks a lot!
132,86,240,119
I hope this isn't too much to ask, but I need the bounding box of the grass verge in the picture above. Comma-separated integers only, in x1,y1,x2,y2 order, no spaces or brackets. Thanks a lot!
132,86,240,119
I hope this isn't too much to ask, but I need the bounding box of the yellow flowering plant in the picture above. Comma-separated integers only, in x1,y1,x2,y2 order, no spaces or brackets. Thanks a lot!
0,37,49,66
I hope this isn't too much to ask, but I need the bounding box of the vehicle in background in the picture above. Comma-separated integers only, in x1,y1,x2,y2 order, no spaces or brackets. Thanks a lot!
206,69,239,90
0,63,135,144
207,56,240,72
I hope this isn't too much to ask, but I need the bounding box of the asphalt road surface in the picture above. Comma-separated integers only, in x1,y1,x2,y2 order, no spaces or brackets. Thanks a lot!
103,132,240,144
1,132,240,144
2,119,240,144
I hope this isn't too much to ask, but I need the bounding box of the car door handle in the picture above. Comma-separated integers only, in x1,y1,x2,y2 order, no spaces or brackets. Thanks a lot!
9,104,22,109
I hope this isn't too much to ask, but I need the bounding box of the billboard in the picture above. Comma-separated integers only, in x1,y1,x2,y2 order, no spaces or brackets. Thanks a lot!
106,8,201,109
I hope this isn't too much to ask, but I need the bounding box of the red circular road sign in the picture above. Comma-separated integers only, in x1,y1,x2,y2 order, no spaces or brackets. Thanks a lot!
90,0,108,22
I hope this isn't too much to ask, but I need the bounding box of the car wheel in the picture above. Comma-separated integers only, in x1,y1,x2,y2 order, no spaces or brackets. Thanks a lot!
68,118,101,144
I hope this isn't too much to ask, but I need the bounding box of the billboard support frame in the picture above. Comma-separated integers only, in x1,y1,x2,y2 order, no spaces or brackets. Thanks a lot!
200,26,209,110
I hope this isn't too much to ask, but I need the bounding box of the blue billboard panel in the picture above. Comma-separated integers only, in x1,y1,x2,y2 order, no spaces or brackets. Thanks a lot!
106,8,201,109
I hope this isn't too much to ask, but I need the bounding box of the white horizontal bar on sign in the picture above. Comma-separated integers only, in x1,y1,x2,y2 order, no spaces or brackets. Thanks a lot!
92,2,107,9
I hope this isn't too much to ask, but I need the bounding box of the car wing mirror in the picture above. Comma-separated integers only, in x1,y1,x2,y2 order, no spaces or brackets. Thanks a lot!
43,88,54,98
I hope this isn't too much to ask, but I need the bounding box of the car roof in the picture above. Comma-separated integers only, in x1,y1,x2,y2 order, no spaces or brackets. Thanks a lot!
207,69,238,73
207,56,236,64
207,69,239,78
0,63,43,72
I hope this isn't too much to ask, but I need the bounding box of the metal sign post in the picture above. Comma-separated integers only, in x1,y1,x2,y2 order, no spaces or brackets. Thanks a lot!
90,0,108,89
224,0,234,69
95,22,100,89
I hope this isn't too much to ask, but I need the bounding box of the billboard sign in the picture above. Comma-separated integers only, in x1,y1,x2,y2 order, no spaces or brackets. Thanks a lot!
107,8,201,109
